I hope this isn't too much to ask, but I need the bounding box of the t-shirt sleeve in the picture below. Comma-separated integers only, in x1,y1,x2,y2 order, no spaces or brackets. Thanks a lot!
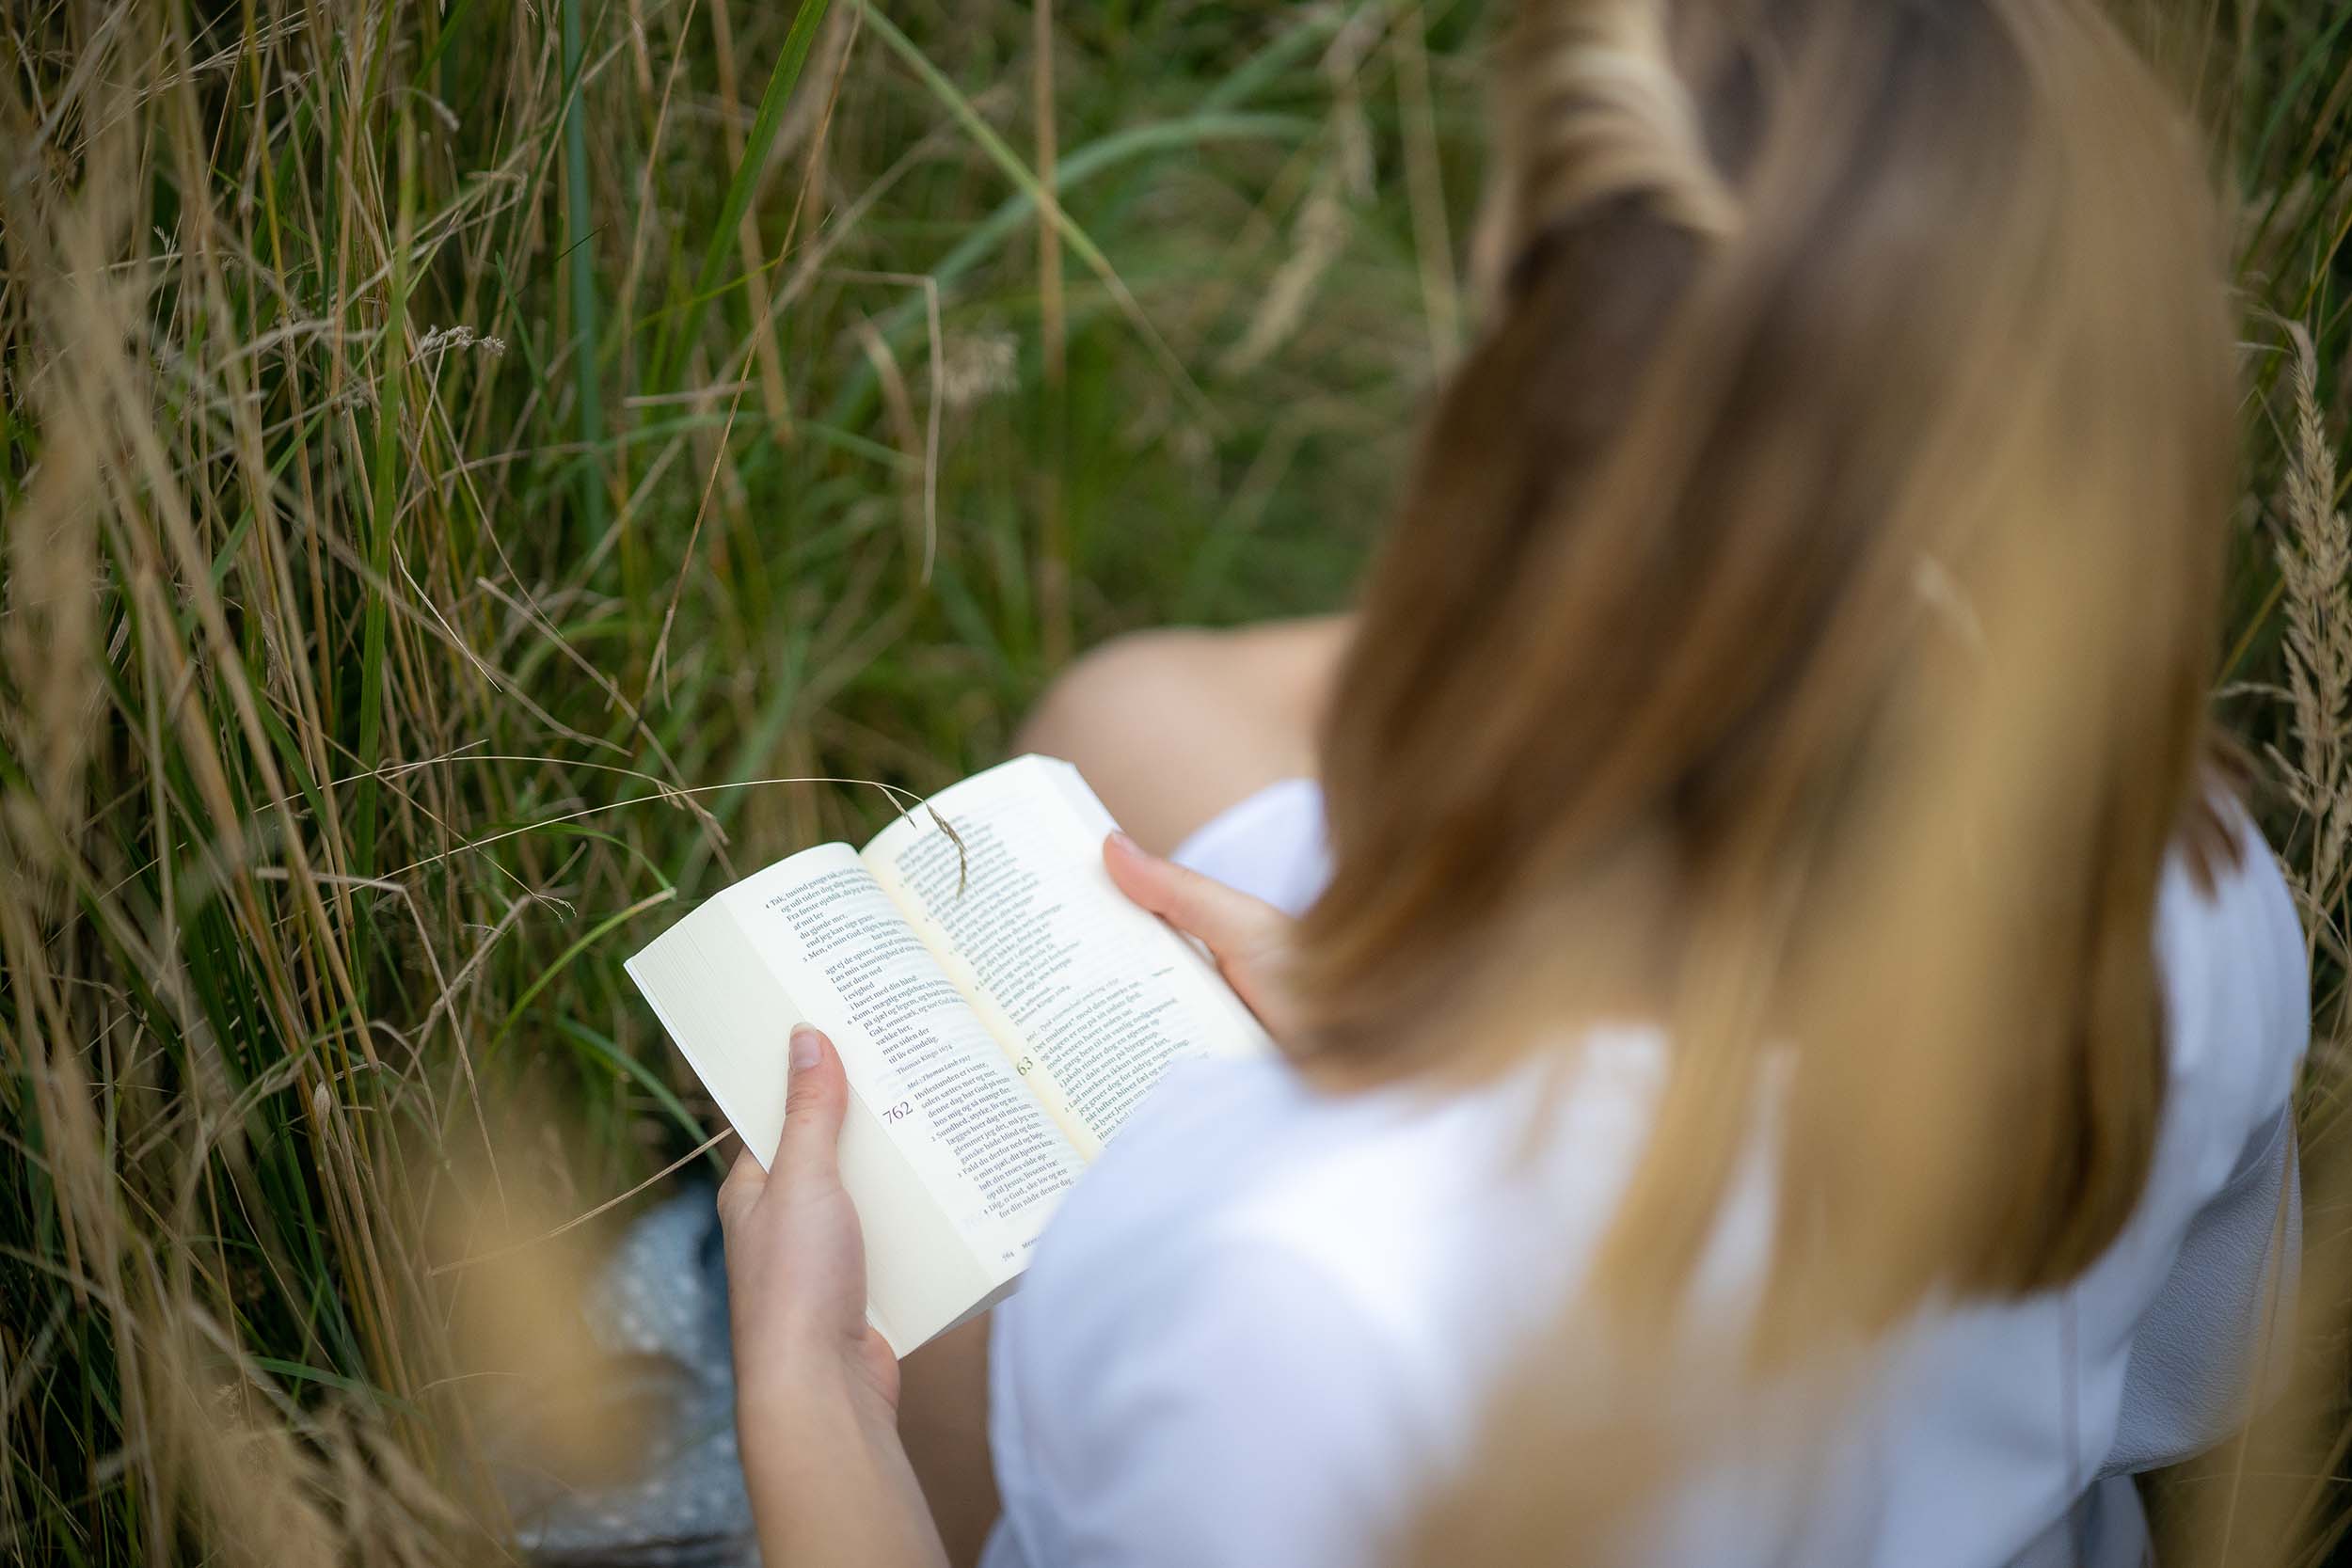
2101,802,2311,1475
986,1236,1423,1568
2155,800,2309,1171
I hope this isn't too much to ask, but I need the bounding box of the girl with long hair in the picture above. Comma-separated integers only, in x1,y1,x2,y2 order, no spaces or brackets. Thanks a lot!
717,1,2309,1561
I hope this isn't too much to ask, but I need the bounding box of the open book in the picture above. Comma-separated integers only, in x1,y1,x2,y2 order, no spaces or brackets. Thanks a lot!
626,754,1270,1354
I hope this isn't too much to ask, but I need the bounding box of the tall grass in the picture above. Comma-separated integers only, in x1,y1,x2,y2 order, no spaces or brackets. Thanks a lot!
0,0,2346,1562
0,1,1453,1557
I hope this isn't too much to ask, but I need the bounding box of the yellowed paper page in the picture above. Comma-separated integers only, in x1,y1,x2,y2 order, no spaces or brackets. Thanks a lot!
863,755,1271,1160
626,841,1083,1353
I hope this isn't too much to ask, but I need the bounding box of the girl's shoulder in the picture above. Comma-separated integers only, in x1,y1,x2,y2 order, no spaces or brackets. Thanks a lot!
987,1043,1671,1568
988,1026,1694,1542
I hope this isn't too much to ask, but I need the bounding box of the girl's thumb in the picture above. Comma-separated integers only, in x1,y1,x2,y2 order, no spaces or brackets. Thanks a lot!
775,1023,849,1185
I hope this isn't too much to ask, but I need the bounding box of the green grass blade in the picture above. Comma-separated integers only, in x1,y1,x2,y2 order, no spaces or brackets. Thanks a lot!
660,0,835,388
555,1019,721,1163
853,0,1220,428
562,0,609,545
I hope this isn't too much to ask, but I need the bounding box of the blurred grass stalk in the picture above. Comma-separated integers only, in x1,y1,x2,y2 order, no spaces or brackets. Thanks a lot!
0,0,2347,1562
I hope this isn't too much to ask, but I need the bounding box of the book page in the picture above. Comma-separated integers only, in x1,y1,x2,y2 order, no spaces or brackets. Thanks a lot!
716,844,1086,1270
863,756,1270,1159
628,847,1034,1354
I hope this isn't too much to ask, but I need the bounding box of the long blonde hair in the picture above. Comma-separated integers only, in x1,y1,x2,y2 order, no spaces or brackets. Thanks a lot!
1298,0,2239,1343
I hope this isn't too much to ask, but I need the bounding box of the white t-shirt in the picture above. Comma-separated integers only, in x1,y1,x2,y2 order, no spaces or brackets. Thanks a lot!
981,783,2307,1568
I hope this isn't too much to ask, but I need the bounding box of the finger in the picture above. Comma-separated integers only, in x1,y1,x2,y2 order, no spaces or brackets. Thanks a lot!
717,1143,765,1227
775,1022,850,1193
1104,830,1288,964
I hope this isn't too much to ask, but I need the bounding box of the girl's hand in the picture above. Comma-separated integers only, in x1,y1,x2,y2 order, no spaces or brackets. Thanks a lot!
718,1028,947,1568
718,1025,898,1416
1103,831,1302,1042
